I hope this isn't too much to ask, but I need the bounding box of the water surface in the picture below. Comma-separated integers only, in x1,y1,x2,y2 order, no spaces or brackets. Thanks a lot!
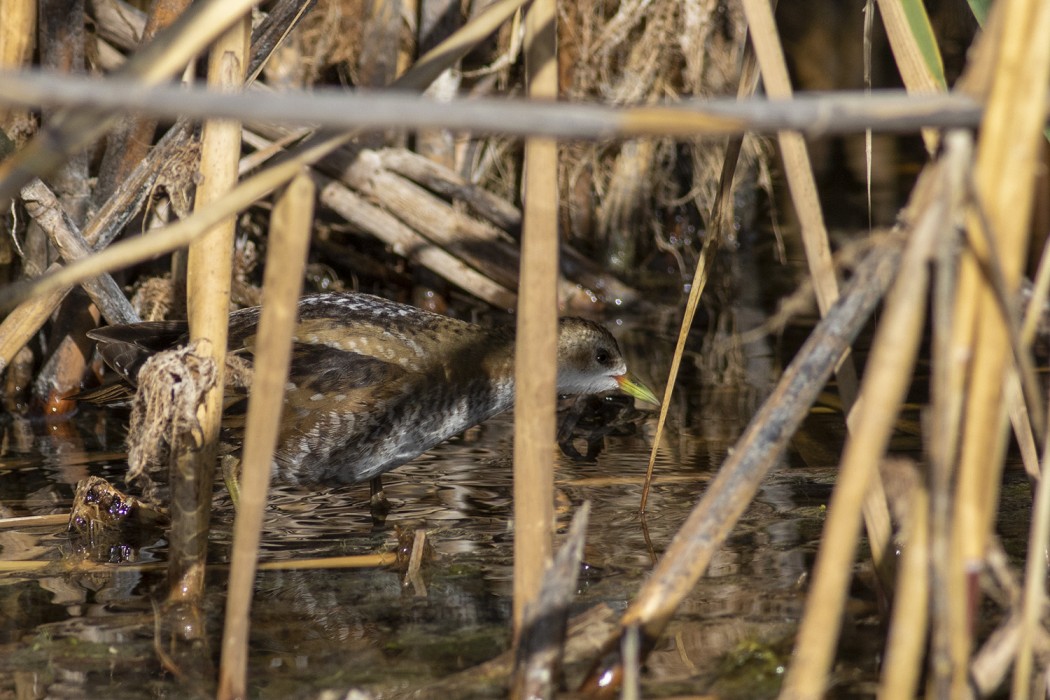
0,308,935,698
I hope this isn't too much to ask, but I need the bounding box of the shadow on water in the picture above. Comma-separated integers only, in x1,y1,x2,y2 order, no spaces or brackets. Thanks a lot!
0,275,1031,699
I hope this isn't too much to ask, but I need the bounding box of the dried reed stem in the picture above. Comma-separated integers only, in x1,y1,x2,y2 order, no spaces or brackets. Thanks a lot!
639,42,761,513
1005,14,1050,698
172,15,249,606
946,2,1050,695
0,552,396,576
513,0,559,634
877,463,930,699
0,0,36,130
217,171,314,700
0,0,34,69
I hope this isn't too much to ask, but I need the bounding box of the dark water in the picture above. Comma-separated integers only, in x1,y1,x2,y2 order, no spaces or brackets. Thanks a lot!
0,303,955,699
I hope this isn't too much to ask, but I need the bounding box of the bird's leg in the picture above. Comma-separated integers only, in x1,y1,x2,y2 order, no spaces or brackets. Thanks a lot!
369,475,391,524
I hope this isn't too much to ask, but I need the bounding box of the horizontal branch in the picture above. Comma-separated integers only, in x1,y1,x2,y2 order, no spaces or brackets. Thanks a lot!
2,69,1044,139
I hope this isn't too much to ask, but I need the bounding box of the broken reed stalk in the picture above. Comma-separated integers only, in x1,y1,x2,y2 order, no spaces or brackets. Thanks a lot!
172,15,249,607
333,147,548,295
739,0,894,583
337,151,533,294
579,233,904,695
513,0,558,635
311,167,518,308
511,503,591,700
217,171,314,700
0,0,258,204
19,179,139,325
377,148,522,230
779,130,972,700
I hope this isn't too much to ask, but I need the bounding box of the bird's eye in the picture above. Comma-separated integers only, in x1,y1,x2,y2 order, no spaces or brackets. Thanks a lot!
595,348,610,365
